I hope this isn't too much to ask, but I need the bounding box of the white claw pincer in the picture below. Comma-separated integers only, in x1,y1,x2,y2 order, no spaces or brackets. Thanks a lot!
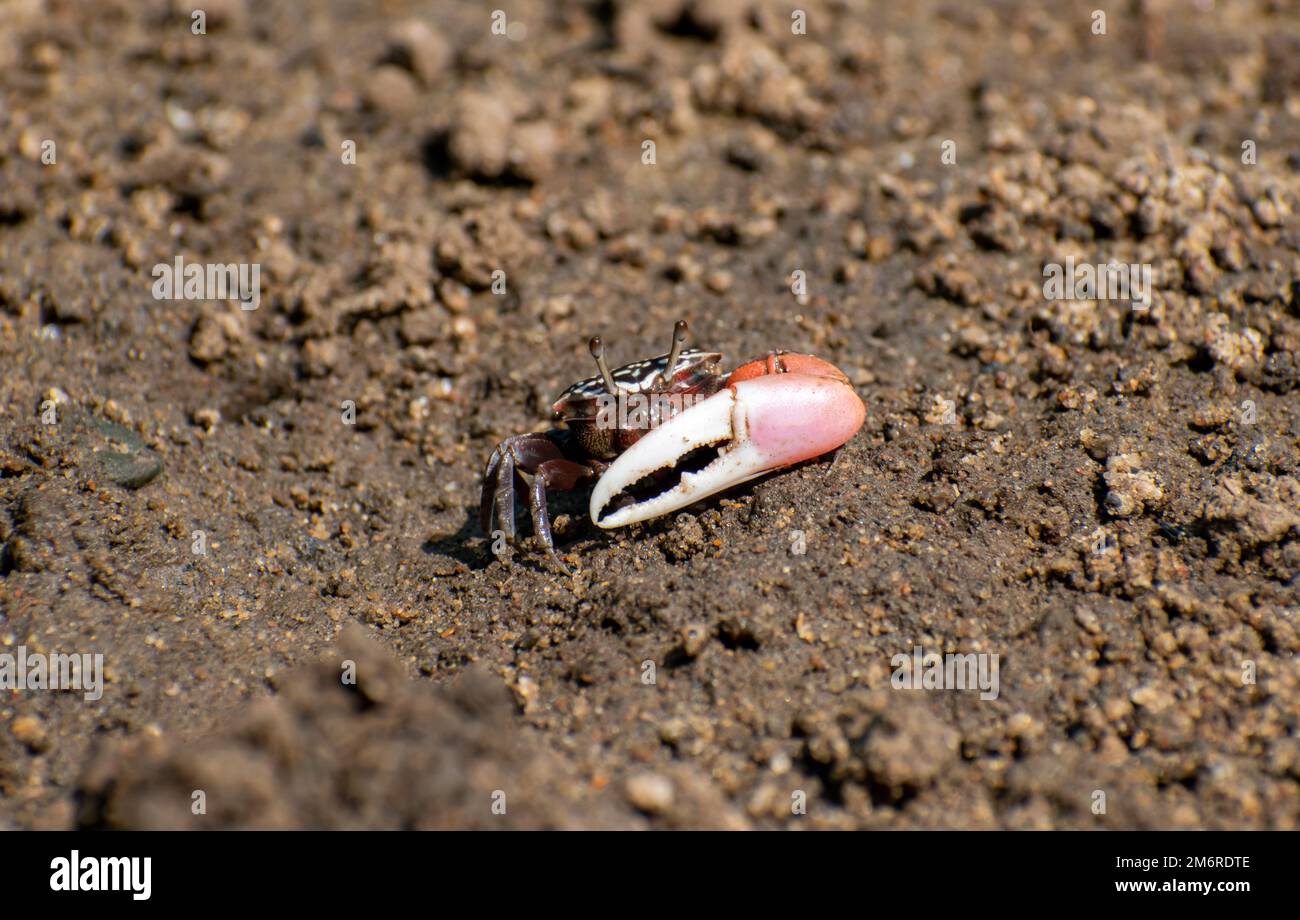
590,354,866,528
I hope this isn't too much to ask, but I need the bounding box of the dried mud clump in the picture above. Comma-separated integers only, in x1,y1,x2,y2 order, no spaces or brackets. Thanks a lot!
76,627,634,830
1102,452,1164,518
690,37,827,133
444,90,559,184
796,691,961,802
1200,474,1300,570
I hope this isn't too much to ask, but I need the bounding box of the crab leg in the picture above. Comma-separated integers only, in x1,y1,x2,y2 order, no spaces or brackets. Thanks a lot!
482,434,570,539
492,447,517,538
589,355,866,528
480,447,504,535
528,458,596,564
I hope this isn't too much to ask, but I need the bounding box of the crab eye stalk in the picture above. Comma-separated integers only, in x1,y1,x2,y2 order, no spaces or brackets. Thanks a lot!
658,319,689,386
589,336,617,392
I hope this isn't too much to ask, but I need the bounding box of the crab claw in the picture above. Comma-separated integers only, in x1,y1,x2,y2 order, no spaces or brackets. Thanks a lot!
589,359,866,528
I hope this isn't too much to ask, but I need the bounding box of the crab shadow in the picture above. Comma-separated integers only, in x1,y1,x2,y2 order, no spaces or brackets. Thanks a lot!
421,512,490,571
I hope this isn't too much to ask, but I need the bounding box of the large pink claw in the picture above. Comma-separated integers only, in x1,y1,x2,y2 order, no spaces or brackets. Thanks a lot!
589,354,866,528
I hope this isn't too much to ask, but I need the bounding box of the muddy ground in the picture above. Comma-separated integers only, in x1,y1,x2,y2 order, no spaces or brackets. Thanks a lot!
0,0,1298,830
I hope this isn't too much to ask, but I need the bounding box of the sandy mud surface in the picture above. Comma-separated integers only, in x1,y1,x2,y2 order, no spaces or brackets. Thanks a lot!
1,0,1298,829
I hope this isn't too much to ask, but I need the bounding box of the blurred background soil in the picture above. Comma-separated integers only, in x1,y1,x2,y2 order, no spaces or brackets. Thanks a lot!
0,0,1298,829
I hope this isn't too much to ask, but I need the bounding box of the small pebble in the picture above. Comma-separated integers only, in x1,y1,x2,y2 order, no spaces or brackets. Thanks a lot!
625,773,674,814
12,715,48,751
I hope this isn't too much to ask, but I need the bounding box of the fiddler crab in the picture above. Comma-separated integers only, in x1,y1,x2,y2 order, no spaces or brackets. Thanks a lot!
481,320,866,571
